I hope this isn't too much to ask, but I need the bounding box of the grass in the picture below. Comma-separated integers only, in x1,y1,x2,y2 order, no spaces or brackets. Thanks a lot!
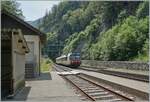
41,58,53,72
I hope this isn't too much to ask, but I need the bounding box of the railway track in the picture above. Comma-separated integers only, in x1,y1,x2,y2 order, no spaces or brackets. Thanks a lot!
54,65,135,101
55,64,148,82
54,64,72,72
79,67,149,82
63,74,134,101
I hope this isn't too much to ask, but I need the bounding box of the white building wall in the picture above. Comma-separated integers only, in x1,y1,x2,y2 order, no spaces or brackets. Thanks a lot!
12,34,25,92
24,35,40,76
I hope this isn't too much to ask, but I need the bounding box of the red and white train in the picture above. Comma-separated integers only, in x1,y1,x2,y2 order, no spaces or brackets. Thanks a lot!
56,53,81,67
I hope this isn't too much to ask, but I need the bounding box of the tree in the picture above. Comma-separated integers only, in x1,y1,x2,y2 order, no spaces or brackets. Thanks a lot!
31,1,148,61
2,0,24,18
136,1,149,18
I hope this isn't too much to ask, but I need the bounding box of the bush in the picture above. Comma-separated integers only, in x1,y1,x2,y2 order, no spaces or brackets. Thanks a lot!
136,1,149,18
89,16,148,61
41,58,53,72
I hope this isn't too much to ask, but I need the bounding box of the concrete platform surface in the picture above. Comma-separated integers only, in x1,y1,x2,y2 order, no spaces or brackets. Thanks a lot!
75,69,149,94
8,71,83,102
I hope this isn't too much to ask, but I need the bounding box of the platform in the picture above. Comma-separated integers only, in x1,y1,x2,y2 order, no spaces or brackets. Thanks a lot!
6,71,83,102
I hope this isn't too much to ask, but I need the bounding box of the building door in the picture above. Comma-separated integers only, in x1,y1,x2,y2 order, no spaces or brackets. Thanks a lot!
1,31,13,99
25,42,35,78
26,42,34,62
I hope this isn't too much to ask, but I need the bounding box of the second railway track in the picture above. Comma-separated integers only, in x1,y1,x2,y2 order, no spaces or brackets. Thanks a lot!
79,67,149,82
55,64,149,82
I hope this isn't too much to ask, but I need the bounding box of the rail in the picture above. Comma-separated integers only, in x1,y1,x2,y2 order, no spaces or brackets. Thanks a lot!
55,65,135,101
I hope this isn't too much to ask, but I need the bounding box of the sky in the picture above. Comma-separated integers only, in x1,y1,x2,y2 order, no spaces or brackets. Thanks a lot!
17,1,61,21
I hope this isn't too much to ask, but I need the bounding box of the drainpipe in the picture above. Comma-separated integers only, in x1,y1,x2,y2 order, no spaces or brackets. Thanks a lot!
39,41,41,76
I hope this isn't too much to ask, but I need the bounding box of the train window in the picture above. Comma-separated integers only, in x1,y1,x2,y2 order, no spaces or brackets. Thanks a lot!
69,55,80,60
61,56,67,61
75,56,80,60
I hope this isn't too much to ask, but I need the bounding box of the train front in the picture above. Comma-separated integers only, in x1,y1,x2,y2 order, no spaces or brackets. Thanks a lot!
69,53,81,67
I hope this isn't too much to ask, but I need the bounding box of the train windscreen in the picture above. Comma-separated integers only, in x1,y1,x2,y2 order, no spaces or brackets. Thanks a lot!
70,53,80,60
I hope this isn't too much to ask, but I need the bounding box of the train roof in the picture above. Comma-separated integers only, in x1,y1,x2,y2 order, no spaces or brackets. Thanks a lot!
56,52,81,60
56,55,67,60
68,52,80,56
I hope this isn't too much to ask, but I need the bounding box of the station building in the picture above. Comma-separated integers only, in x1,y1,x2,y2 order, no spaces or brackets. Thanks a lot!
1,10,46,99
1,25,29,99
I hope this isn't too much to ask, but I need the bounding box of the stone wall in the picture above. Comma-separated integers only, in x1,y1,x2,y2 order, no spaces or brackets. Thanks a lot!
81,60,149,71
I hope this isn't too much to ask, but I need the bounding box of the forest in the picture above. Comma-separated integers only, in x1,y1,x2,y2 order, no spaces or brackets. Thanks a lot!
2,1,149,61
37,1,149,61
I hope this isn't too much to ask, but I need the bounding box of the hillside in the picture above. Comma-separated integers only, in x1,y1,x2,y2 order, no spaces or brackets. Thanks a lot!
28,18,43,28
30,1,149,61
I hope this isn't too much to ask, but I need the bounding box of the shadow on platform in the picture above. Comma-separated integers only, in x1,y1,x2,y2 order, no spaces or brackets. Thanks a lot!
26,72,52,81
4,86,31,101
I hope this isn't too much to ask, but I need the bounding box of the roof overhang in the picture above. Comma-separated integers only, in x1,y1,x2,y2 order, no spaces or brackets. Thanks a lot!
2,10,46,44
2,28,30,53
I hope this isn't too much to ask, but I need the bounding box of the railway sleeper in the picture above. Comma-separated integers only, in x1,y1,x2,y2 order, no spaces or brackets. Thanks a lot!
104,98,122,102
75,82,90,85
88,92,109,96
81,87,100,90
93,94,114,100
75,83,92,86
80,97,89,101
84,89,104,93
79,86,99,89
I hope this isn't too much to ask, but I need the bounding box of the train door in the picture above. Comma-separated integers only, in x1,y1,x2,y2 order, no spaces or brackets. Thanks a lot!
1,31,13,99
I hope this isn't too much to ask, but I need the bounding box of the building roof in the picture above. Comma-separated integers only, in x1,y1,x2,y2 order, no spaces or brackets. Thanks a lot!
2,29,30,53
1,10,46,43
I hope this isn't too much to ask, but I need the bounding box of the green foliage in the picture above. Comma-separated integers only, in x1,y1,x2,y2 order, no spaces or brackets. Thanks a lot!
47,32,57,43
30,1,148,61
41,58,53,72
142,39,149,55
63,15,102,54
90,16,148,61
131,39,149,62
136,1,149,18
2,0,24,18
